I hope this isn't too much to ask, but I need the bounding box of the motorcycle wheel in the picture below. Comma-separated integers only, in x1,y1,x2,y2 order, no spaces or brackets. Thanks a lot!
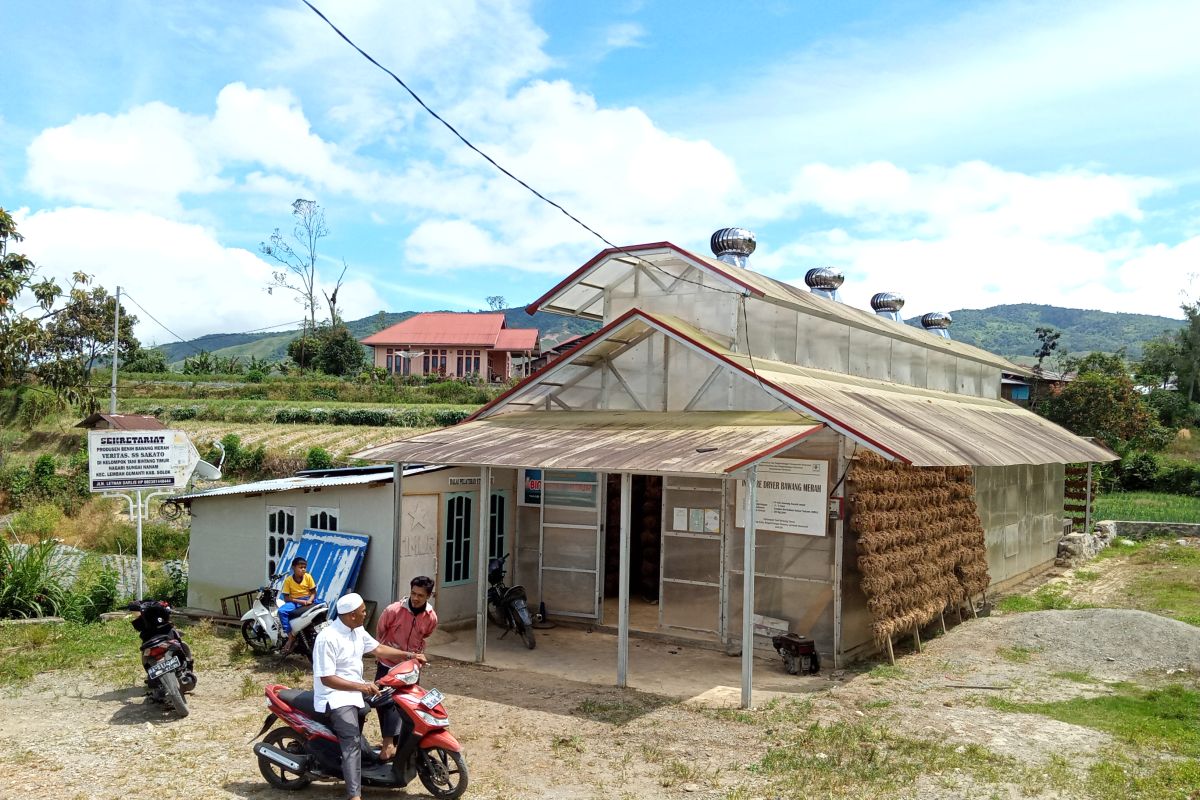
258,727,312,790
417,747,468,800
160,671,189,717
241,620,274,654
520,624,536,650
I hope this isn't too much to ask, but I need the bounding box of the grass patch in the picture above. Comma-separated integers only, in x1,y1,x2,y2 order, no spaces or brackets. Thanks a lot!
551,734,584,754
996,583,1079,613
751,717,1009,796
867,664,906,680
997,645,1040,663
0,620,140,686
988,684,1200,757
1086,753,1200,799
1050,670,1099,684
1115,538,1200,627
1073,569,1100,582
1093,491,1200,524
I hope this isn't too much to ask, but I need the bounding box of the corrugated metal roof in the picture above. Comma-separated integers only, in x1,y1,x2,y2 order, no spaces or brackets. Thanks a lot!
360,312,537,349
275,530,370,606
352,411,825,475
493,328,539,351
176,464,446,502
461,310,1115,468
75,413,167,430
526,242,1030,376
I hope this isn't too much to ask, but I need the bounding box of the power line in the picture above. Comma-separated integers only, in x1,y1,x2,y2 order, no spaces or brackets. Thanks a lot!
119,292,207,356
298,0,746,301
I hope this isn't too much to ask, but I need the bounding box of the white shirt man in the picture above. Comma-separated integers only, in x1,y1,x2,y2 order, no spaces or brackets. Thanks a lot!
312,593,423,800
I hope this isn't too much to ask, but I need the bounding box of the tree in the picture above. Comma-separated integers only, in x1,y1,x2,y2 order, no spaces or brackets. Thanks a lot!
486,295,507,312
122,346,169,373
315,325,366,376
41,283,139,387
1,208,133,410
1135,332,1181,389
1178,300,1200,403
1039,353,1171,452
286,334,321,371
1032,326,1060,371
261,199,328,337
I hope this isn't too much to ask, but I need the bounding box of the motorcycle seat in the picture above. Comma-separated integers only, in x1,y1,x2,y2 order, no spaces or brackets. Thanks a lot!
277,688,332,724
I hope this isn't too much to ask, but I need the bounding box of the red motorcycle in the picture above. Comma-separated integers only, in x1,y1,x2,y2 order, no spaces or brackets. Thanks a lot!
251,659,467,799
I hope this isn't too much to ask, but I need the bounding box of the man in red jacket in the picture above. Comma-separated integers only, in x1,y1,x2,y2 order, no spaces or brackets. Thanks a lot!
374,576,438,760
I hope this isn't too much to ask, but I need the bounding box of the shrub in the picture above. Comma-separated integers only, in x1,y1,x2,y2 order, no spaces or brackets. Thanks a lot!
397,408,429,427
145,561,188,607
0,537,72,619
10,503,65,539
1118,452,1160,491
431,408,471,426
15,389,64,429
305,447,333,470
246,369,265,384
168,405,198,421
69,560,121,623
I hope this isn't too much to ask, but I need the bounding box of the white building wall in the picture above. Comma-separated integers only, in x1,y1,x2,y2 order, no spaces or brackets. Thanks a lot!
975,463,1065,586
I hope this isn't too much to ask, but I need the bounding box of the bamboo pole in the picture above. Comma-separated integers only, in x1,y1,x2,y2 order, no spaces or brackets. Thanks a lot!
885,636,895,665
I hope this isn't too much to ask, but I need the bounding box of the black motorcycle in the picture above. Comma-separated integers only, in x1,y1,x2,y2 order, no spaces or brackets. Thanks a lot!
128,599,196,716
486,553,536,649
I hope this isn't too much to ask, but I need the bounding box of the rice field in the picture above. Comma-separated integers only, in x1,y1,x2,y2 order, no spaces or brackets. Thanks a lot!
1093,491,1200,523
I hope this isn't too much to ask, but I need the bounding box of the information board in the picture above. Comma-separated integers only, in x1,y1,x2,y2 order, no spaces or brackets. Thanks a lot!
735,458,829,536
87,429,200,492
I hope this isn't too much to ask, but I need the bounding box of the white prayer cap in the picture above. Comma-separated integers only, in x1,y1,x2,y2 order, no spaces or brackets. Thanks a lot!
336,593,364,614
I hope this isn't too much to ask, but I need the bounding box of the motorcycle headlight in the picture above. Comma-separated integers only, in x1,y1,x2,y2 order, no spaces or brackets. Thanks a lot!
415,710,449,727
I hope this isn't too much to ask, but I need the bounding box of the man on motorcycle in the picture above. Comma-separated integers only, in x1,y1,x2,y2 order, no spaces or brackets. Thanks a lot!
312,593,426,800
374,575,439,761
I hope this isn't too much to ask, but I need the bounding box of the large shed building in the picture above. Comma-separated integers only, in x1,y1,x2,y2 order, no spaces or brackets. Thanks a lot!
352,229,1114,706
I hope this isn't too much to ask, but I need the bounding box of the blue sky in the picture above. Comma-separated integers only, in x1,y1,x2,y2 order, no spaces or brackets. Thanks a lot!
2,0,1197,342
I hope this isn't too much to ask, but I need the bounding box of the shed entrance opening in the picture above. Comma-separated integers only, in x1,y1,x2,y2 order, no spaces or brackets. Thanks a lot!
603,475,662,631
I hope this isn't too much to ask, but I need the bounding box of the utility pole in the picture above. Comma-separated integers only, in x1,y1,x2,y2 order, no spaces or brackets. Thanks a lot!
109,286,120,413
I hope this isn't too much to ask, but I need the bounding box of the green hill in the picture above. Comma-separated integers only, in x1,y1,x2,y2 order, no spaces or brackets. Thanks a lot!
159,308,597,366
907,304,1185,361
159,302,1184,367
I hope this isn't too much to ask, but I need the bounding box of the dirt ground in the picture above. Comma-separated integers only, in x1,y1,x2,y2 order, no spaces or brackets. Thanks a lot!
2,604,1198,800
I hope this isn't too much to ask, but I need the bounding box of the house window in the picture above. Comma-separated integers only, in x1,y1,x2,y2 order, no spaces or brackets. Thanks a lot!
266,506,297,580
422,349,448,375
386,354,394,373
443,494,473,584
456,349,482,376
489,492,506,560
309,506,339,531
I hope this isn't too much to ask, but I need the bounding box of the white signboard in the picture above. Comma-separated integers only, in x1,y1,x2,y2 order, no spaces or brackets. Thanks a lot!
88,429,200,492
735,458,829,536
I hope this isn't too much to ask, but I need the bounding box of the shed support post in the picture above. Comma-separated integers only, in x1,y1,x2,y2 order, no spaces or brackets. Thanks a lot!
833,436,845,669
617,472,632,687
391,462,405,602
741,466,758,709
1085,462,1093,534
475,466,492,663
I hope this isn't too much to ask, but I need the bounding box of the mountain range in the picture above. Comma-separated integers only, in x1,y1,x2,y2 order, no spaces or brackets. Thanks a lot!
154,303,1185,367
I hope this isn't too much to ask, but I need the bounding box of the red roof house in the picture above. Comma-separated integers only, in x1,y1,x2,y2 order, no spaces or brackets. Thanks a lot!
360,312,540,381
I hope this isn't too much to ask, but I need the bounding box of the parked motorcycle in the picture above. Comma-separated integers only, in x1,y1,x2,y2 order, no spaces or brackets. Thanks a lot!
240,577,330,658
128,599,196,717
486,553,536,649
252,659,468,799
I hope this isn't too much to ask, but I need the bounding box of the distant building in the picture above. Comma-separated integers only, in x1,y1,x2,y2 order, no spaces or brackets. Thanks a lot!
360,312,539,382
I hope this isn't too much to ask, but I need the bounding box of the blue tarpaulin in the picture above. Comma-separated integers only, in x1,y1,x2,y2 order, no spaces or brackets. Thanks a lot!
274,529,370,609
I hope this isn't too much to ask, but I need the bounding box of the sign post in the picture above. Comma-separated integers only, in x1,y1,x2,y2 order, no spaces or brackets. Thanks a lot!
87,430,201,597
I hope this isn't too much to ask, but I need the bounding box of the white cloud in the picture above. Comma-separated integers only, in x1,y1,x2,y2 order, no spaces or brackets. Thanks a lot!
26,103,227,214
746,161,1189,318
16,207,386,341
25,83,367,214
602,22,646,51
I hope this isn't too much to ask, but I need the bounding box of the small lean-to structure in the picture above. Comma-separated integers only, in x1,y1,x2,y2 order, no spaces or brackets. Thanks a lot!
349,229,1113,707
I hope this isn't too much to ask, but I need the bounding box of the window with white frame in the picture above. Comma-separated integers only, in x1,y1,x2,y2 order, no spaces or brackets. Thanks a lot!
266,506,297,580
443,494,473,584
309,506,339,531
